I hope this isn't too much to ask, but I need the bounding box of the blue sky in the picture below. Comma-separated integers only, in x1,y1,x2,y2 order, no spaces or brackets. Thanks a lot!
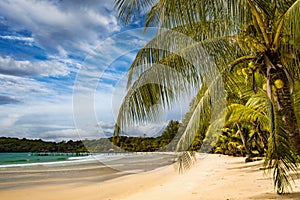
0,0,189,141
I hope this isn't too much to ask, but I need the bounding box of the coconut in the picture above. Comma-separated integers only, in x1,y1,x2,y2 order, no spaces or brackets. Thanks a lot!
262,83,267,91
242,68,248,76
248,61,256,69
242,68,252,76
274,79,284,89
238,91,242,98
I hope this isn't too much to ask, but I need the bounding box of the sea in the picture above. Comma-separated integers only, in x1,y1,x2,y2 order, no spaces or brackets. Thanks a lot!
0,152,176,169
0,152,124,167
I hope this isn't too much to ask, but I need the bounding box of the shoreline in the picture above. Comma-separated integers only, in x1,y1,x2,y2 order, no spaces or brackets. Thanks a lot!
0,154,299,199
0,152,176,168
0,153,175,192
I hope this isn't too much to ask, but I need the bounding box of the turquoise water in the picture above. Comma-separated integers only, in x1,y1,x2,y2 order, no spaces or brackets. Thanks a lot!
0,152,88,166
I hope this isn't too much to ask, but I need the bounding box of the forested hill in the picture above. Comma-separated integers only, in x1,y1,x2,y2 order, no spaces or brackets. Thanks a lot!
0,121,190,153
0,137,88,153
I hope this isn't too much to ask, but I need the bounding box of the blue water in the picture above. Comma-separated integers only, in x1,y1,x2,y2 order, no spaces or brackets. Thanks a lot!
0,152,89,166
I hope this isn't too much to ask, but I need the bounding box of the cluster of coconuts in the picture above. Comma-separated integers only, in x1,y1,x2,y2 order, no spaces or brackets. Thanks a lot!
236,61,285,92
236,61,256,76
262,79,284,92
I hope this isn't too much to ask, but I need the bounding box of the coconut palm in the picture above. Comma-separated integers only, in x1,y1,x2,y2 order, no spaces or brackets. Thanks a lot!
227,76,300,193
113,0,300,194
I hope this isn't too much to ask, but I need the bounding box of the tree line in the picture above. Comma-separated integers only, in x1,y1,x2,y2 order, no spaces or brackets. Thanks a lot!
0,117,265,158
0,137,88,153
0,120,188,153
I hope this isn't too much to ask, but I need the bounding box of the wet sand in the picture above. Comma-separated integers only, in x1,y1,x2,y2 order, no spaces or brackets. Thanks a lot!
0,153,175,191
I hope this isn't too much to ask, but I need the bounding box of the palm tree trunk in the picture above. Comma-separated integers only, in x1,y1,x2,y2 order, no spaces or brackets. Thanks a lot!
236,123,253,157
272,71,300,155
254,134,264,155
255,123,268,152
264,54,300,155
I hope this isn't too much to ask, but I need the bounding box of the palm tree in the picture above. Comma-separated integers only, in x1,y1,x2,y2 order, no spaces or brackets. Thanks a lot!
113,0,300,194
226,74,300,193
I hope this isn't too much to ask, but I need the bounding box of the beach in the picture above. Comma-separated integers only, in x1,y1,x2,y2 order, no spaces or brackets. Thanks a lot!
0,154,299,200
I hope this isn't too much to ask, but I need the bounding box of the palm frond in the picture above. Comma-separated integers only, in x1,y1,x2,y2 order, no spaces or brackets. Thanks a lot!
274,0,297,16
226,103,269,131
115,62,195,135
116,35,241,137
278,0,300,38
114,0,156,25
128,33,243,89
126,29,196,88
176,74,226,152
200,117,225,153
144,0,252,33
174,151,197,174
278,0,300,77
252,0,275,18
292,78,300,128
245,92,269,114
264,100,298,194
225,70,264,101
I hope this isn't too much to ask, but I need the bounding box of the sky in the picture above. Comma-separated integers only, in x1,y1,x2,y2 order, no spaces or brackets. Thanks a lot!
0,0,190,142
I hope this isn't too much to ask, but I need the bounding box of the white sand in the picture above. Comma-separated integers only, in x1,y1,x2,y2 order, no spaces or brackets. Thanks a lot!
1,154,300,200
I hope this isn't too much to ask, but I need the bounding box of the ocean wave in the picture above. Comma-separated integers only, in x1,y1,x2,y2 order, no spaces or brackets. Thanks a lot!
0,153,128,168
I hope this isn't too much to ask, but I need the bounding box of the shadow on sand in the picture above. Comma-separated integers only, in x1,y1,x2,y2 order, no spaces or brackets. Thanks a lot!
250,192,300,199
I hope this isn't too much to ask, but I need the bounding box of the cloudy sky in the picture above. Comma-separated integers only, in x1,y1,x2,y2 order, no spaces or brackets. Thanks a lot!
0,0,190,142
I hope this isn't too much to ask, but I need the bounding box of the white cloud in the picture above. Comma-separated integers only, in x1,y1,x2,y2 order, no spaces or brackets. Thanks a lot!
0,74,51,95
42,129,83,142
0,56,69,77
0,86,190,141
0,0,121,55
0,99,76,140
125,122,168,137
0,114,21,127
0,35,34,42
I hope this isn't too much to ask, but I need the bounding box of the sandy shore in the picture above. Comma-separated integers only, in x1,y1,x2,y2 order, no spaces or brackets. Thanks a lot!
1,154,300,200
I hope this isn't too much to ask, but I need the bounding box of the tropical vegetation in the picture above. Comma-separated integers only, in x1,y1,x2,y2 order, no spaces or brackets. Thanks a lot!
0,121,180,153
113,0,300,194
111,120,181,151
0,137,88,153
